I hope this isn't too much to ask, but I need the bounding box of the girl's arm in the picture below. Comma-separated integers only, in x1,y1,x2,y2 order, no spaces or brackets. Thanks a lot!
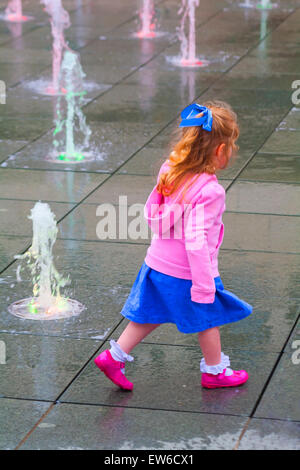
185,183,225,303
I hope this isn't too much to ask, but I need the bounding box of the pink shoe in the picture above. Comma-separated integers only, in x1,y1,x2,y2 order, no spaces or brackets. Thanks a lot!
94,350,134,391
201,368,249,389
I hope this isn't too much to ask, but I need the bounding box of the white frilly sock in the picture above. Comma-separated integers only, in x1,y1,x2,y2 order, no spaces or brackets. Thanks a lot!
200,352,233,376
109,340,134,374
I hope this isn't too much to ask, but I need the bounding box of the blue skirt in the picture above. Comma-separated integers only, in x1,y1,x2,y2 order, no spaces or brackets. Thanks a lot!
121,262,253,333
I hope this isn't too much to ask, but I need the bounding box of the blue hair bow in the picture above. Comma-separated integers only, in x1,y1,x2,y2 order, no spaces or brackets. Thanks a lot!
179,103,213,131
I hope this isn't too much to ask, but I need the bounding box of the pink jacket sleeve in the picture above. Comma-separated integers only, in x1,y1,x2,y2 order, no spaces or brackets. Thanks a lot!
184,183,225,304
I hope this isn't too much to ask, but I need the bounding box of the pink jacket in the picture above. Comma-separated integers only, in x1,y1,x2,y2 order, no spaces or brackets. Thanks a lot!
144,163,226,304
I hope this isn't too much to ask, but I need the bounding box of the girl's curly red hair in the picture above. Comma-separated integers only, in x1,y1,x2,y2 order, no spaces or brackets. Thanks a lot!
157,100,239,199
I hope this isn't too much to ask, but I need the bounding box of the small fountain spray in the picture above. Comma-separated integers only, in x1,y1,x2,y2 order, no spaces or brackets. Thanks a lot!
257,0,276,9
8,202,84,320
41,0,71,95
258,8,268,55
176,0,208,67
239,0,255,8
2,0,32,22
50,50,93,163
135,0,156,38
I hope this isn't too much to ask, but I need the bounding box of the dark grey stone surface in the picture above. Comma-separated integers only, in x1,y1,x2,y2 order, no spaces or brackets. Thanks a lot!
0,0,299,451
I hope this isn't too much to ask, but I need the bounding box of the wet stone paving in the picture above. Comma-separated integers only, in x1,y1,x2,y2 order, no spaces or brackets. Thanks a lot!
0,0,300,451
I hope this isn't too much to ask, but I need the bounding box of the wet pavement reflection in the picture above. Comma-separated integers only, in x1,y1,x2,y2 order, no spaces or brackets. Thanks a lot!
0,0,299,450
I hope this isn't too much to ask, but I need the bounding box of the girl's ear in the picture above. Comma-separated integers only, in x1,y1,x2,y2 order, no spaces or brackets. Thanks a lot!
215,143,229,170
216,143,226,157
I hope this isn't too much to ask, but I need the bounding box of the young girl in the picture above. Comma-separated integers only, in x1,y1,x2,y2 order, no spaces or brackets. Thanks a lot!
94,100,253,390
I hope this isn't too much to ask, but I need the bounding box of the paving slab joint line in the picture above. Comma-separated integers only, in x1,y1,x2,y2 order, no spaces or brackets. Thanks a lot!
0,0,99,49
185,8,300,194
52,317,127,404
53,116,183,227
14,402,55,450
1,3,172,164
1,4,224,168
258,152,300,157
136,341,285,355
226,210,300,218
225,103,298,193
5,0,163,84
6,0,181,93
56,399,250,420
247,311,300,420
76,6,224,112
0,0,277,173
11,317,126,450
248,415,300,425
0,49,173,165
55,236,151,246
2,1,298,168
3,3,300,452
233,417,252,450
0,240,33,276
200,6,300,93
229,180,300,188
1,22,46,48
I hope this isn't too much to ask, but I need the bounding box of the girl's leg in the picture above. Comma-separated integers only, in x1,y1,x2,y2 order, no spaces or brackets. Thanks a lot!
117,321,160,354
95,321,160,391
198,326,221,365
198,326,249,388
